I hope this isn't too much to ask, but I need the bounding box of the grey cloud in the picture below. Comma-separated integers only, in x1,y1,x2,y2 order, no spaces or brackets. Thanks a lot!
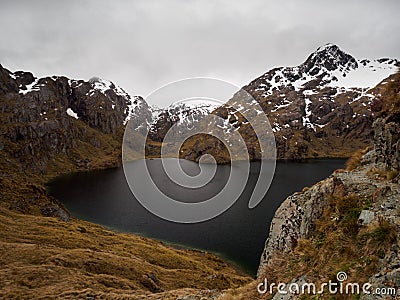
0,0,399,107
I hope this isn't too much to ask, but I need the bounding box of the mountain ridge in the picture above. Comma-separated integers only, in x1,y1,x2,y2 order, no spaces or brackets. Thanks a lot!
178,44,399,162
4,43,398,165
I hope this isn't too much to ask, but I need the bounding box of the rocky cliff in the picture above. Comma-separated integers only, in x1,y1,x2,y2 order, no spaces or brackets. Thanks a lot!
256,72,400,299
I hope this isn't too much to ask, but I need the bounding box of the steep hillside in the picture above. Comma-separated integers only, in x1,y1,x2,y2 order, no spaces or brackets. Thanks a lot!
0,64,154,216
0,64,152,172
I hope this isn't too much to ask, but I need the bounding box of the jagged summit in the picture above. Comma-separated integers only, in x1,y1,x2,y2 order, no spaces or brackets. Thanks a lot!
81,76,130,99
302,43,358,74
313,43,348,56
249,43,399,97
315,43,338,51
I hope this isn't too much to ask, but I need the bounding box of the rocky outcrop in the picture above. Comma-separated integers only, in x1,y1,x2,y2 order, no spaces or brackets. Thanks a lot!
372,72,400,170
257,176,346,276
257,157,400,298
373,116,400,170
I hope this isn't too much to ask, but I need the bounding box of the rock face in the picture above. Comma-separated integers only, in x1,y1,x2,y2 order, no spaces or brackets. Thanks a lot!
0,64,151,172
180,44,399,161
373,117,400,170
257,176,346,275
371,73,400,170
257,72,400,298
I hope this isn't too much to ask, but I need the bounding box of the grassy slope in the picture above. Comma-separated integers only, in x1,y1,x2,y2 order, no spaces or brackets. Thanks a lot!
0,207,250,299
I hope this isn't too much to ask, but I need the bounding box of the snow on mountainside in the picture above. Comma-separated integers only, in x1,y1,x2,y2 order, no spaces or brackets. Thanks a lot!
83,77,151,128
74,78,221,135
179,44,400,161
252,43,399,97
244,44,399,134
87,77,129,98
328,58,398,88
151,101,218,123
148,101,219,142
150,100,218,120
5,66,226,141
4,43,398,162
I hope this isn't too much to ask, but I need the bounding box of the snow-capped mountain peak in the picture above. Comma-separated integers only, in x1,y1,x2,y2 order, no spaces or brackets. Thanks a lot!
189,44,400,161
88,77,130,99
252,44,399,96
147,100,219,141
163,100,219,116
303,43,358,74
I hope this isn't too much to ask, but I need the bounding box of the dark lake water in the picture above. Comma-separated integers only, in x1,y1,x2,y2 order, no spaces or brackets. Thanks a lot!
47,159,345,276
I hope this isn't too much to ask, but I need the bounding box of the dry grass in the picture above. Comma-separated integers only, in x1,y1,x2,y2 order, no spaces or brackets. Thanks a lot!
387,170,399,180
367,167,399,180
345,148,369,171
0,207,251,299
217,281,264,300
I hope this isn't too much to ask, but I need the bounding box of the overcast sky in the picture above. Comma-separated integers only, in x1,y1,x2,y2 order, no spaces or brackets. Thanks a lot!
1,0,399,106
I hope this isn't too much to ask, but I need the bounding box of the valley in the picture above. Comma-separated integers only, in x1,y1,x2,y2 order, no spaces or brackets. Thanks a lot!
0,44,399,299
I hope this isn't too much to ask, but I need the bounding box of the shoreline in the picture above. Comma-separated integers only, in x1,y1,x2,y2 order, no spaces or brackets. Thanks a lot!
46,157,347,278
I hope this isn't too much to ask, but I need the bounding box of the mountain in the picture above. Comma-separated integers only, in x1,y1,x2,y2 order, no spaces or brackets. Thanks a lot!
0,64,154,216
2,44,398,169
148,101,218,142
179,44,399,161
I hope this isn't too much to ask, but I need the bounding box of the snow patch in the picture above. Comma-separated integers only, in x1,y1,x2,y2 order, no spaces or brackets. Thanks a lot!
66,108,79,119
88,77,130,98
302,98,315,130
327,59,398,89
124,96,144,125
19,78,42,95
